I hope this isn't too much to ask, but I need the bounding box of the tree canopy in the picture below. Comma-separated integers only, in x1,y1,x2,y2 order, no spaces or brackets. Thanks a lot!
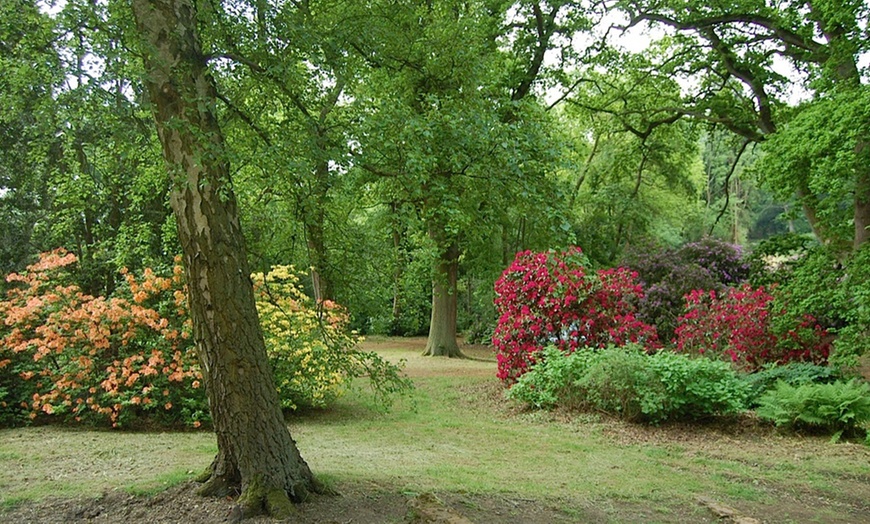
1,0,867,514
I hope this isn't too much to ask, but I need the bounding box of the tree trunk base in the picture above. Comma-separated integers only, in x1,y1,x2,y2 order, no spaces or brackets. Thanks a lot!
196,465,328,520
237,477,299,519
196,471,237,498
422,340,465,358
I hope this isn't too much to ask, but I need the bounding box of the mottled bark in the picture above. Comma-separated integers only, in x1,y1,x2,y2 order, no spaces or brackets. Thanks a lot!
130,0,317,517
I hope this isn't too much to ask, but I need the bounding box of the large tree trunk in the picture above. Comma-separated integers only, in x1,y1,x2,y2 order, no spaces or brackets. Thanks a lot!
423,229,463,357
130,0,318,517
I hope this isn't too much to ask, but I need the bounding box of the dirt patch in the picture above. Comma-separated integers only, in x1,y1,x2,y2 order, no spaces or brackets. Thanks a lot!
0,481,625,524
0,481,743,524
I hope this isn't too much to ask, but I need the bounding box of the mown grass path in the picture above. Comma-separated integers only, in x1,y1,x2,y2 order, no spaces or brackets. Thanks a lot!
1,337,869,523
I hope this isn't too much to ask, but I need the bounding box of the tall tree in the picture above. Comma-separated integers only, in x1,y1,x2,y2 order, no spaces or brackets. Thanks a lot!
350,0,581,355
560,63,703,262
611,0,870,253
203,0,361,303
0,0,61,275
130,0,319,517
349,0,501,356
0,0,175,294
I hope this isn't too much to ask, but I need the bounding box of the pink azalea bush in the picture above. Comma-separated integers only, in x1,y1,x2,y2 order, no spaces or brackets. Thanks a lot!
674,284,831,371
493,248,659,382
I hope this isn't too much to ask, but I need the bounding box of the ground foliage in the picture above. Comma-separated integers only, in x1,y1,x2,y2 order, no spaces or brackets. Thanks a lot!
757,379,870,442
744,362,841,405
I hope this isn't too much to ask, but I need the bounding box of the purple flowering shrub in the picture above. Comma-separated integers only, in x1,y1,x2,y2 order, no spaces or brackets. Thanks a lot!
621,238,749,341
677,238,750,285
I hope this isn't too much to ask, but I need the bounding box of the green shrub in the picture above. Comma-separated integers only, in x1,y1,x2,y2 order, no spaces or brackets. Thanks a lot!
506,345,601,409
644,350,751,422
829,246,870,368
0,386,12,426
507,345,750,423
578,347,667,421
756,379,870,441
766,245,870,369
744,362,841,405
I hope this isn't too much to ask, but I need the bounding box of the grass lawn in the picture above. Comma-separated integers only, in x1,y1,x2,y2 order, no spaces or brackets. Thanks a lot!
1,337,869,523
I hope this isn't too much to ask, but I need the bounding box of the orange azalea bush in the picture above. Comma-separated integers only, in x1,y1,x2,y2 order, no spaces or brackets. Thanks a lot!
0,249,208,428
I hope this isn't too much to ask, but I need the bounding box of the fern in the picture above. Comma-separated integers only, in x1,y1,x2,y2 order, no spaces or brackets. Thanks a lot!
756,379,870,438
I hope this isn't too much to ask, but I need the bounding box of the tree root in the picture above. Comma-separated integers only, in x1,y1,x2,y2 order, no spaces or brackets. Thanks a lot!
195,463,330,520
196,472,237,498
236,476,303,519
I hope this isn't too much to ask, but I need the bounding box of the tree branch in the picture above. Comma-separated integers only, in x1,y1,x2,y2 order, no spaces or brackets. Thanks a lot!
709,138,750,235
215,92,273,147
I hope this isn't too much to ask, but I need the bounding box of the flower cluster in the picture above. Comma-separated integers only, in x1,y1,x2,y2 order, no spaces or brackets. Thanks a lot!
253,266,358,410
0,250,207,428
621,237,749,341
674,284,830,371
677,238,749,285
492,248,659,382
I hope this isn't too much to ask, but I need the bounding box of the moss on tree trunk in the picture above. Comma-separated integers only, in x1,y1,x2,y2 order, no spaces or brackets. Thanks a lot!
130,0,321,516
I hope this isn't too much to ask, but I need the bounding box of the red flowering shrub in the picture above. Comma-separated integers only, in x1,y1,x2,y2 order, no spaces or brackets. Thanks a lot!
493,248,660,382
674,284,830,371
0,249,207,428
595,268,661,348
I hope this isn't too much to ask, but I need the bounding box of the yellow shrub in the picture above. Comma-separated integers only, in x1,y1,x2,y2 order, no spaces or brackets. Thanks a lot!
253,266,359,410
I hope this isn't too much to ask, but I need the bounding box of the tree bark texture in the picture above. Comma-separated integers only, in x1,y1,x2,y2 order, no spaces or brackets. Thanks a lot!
304,149,333,302
423,226,463,357
130,0,317,516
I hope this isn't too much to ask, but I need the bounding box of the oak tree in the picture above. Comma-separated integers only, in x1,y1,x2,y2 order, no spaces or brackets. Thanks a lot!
611,0,870,253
